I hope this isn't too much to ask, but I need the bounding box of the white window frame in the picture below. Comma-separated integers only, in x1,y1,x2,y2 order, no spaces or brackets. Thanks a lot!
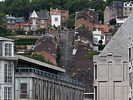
4,87,12,100
4,63,13,84
3,42,13,57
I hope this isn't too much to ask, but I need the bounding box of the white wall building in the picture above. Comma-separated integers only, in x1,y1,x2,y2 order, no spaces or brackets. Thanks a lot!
51,14,61,27
93,14,133,100
0,37,17,100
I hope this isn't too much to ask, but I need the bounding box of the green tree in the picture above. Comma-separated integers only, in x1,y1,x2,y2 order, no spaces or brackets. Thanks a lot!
0,12,5,27
30,52,45,62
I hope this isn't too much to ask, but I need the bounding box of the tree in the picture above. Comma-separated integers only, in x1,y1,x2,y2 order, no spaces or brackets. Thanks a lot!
0,12,5,27
30,52,45,62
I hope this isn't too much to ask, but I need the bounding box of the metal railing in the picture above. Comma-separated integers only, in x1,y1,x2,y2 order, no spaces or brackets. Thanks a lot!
15,67,84,86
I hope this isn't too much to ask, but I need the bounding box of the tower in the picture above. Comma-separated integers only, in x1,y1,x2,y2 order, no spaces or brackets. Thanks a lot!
0,37,17,100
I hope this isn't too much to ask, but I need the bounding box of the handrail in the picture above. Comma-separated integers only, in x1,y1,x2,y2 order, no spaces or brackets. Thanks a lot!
15,67,84,86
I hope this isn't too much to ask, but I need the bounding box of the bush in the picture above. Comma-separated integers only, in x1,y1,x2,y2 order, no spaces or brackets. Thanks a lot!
15,38,37,45
88,51,99,58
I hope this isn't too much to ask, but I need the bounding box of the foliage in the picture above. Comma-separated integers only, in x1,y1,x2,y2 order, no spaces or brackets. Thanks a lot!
28,52,53,64
66,17,75,29
36,28,45,35
98,45,105,51
0,27,15,36
88,51,99,58
0,12,6,27
15,29,25,35
30,52,45,62
15,38,37,45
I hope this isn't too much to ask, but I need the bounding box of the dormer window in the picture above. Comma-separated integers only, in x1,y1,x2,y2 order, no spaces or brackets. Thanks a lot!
0,43,2,56
5,43,13,57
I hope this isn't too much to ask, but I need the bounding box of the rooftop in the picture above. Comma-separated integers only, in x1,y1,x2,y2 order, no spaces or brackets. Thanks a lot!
100,14,133,57
0,37,13,41
17,55,65,73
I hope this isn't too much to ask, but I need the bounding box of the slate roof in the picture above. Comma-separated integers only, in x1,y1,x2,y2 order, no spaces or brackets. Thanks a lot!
30,10,49,20
15,17,26,23
100,14,133,57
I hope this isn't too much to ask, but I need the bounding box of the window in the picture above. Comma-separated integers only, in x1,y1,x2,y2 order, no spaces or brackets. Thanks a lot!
4,63,12,83
5,43,12,56
125,7,127,10
95,65,97,79
20,83,28,99
0,43,2,56
55,17,58,21
41,20,44,24
130,8,132,11
94,87,97,100
129,48,131,61
4,87,12,100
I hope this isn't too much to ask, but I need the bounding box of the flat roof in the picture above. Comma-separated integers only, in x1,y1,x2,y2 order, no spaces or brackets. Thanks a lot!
17,55,65,73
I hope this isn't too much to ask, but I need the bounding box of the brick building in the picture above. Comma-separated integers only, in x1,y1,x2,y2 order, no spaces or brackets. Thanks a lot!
75,9,98,31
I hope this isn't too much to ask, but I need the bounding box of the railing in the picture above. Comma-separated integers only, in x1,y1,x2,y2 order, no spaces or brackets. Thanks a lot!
15,67,84,86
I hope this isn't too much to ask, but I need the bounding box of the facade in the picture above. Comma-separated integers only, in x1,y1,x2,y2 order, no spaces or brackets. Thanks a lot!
113,1,124,18
5,15,16,30
129,37,133,100
123,2,133,17
104,6,117,24
72,29,94,98
50,8,69,27
75,9,98,31
15,55,84,100
34,35,57,65
0,37,17,100
5,15,30,32
29,10,50,31
93,14,133,100
50,8,62,27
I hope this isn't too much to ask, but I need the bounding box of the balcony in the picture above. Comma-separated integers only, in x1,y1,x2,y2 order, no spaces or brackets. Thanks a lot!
16,67,84,86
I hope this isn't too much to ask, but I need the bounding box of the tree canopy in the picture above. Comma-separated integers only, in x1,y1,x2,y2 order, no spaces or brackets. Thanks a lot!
0,0,129,22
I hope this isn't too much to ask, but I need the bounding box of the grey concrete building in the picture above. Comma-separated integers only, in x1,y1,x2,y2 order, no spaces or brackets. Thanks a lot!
0,36,84,100
128,36,133,100
93,14,133,100
15,55,84,100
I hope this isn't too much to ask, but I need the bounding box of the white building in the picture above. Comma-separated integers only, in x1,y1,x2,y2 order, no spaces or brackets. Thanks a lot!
93,29,105,51
93,29,105,45
93,14,133,100
0,37,17,100
50,8,61,27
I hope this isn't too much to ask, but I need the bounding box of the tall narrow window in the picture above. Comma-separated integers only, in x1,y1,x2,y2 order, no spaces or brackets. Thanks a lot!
5,43,12,56
129,48,131,61
94,87,97,100
108,62,112,80
95,65,97,79
0,43,2,56
4,87,12,100
20,83,28,99
4,63,12,83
